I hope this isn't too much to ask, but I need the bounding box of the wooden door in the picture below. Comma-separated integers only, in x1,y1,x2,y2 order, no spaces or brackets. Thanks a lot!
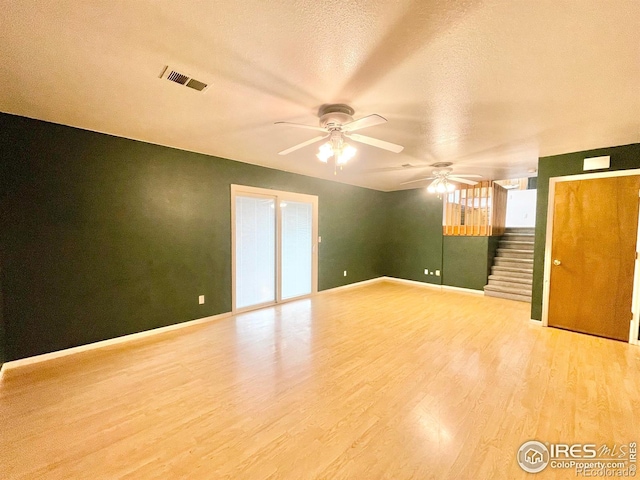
548,175,640,341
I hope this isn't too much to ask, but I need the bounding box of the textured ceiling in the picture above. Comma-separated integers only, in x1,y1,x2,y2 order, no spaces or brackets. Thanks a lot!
1,0,638,191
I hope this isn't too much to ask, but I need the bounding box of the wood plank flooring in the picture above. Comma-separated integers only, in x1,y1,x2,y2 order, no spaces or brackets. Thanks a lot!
1,281,639,479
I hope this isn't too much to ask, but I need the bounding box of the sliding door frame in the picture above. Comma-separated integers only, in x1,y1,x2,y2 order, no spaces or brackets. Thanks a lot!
231,184,319,313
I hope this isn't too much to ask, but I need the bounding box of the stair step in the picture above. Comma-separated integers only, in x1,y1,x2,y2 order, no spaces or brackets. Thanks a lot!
499,240,534,250
496,249,534,259
504,228,535,234
495,255,533,262
492,266,533,277
494,258,534,268
488,279,533,290
486,229,536,300
484,288,532,303
488,274,532,285
502,234,534,243
484,283,532,295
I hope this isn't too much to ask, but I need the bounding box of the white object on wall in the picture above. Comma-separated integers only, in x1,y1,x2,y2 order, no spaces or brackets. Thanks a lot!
583,156,610,171
505,189,537,227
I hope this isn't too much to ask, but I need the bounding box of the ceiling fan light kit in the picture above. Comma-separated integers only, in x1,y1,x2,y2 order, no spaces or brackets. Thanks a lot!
276,104,404,171
427,177,457,194
400,162,483,193
316,131,357,166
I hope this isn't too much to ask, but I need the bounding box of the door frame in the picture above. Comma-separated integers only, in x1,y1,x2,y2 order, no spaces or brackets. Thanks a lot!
231,184,319,313
541,169,640,345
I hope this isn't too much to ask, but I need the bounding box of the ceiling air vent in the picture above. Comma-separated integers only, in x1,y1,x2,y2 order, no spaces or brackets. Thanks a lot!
160,66,209,93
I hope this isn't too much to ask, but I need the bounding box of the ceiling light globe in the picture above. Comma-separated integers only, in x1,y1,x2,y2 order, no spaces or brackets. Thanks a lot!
427,185,436,193
336,144,357,165
317,142,333,163
343,144,357,159
446,183,456,192
436,182,447,193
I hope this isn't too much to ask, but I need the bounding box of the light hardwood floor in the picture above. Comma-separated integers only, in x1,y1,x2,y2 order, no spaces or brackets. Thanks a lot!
1,281,639,479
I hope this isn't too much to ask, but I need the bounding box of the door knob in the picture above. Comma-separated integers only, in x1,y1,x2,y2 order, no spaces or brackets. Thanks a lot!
553,259,561,266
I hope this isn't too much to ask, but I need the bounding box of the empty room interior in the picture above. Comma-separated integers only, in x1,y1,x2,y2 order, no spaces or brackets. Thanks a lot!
1,1,640,479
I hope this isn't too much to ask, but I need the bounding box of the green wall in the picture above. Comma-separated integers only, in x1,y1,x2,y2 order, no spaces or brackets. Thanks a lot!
382,189,498,291
0,111,532,363
442,236,499,290
531,143,640,321
0,113,387,361
383,189,443,285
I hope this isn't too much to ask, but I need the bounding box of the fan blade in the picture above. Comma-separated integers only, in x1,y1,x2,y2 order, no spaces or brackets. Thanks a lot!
346,133,404,153
342,114,387,132
356,164,431,174
399,176,436,185
274,121,326,132
349,163,433,173
278,135,329,155
449,176,479,185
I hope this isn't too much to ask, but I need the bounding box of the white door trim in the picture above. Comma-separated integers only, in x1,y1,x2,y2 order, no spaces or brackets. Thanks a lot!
541,168,640,345
630,189,640,346
231,184,319,313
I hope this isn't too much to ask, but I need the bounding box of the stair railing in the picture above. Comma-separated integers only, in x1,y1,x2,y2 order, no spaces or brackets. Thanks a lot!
443,181,507,236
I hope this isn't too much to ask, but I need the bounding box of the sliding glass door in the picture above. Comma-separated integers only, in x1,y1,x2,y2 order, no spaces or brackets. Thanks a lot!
235,194,276,309
281,200,313,300
232,185,318,311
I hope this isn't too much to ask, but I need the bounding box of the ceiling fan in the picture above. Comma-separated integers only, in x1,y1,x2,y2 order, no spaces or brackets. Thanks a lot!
275,104,404,167
400,162,482,193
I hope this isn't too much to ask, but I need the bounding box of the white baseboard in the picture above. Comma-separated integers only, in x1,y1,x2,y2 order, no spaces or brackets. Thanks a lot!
1,311,232,373
2,280,385,374
382,276,483,295
381,276,441,289
440,284,484,295
0,275,493,374
317,276,385,294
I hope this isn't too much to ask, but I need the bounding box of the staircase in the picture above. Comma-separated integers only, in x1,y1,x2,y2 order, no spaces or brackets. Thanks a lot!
484,227,534,302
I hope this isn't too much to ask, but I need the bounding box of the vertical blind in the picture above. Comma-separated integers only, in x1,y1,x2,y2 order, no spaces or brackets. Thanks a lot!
281,200,313,300
235,196,276,309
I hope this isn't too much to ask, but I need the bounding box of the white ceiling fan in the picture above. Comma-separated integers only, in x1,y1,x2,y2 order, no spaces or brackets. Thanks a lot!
401,162,482,193
275,104,404,167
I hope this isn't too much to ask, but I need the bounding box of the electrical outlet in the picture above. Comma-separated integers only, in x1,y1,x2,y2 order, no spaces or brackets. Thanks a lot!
318,236,322,243
424,269,429,275
435,270,441,276
198,295,205,305
343,270,347,277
